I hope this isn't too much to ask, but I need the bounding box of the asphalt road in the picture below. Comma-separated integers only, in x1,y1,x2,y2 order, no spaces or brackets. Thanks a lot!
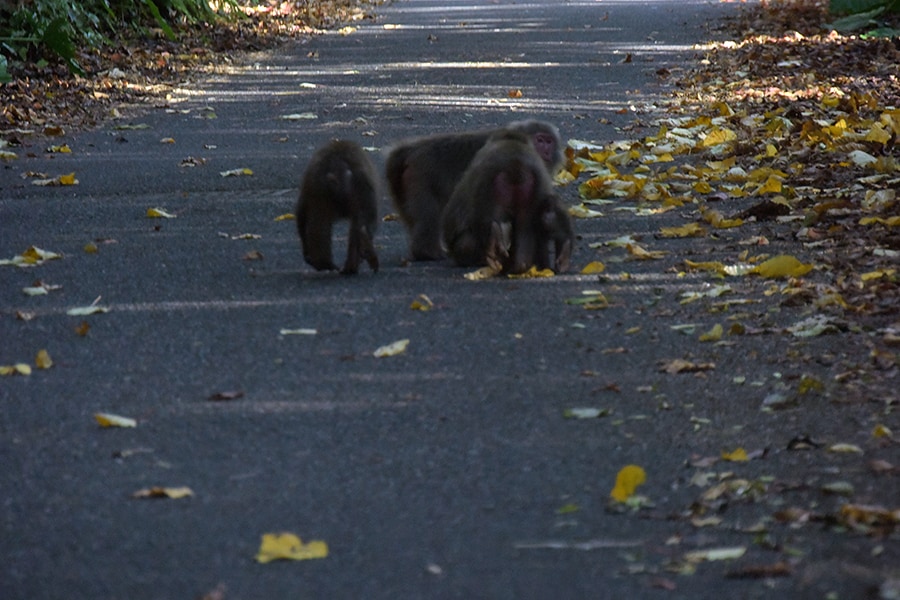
1,1,897,598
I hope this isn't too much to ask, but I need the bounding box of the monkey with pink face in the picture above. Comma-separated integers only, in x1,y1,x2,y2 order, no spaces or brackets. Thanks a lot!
385,120,564,262
441,129,573,275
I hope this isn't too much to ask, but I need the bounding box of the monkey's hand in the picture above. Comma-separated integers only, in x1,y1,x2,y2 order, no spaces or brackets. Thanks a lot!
486,220,511,271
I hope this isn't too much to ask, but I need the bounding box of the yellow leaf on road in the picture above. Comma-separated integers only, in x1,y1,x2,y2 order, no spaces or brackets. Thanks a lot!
373,339,409,357
701,127,737,147
147,207,176,218
256,533,328,563
35,349,53,369
581,261,606,274
610,464,646,502
508,266,554,279
132,486,194,499
94,412,137,428
750,255,813,278
721,447,749,462
659,223,705,238
409,294,434,311
0,363,32,376
698,323,723,342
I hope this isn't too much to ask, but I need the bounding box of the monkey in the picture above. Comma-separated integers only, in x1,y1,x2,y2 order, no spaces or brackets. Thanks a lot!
441,130,574,275
385,119,564,261
296,140,379,275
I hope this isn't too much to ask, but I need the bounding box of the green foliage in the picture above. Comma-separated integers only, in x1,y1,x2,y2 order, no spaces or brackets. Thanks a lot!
827,0,900,36
0,0,243,81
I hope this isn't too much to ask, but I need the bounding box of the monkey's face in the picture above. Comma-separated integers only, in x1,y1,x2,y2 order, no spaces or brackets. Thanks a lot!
531,132,557,164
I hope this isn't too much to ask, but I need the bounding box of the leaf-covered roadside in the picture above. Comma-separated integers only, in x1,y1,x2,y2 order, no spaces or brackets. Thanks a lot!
0,1,376,133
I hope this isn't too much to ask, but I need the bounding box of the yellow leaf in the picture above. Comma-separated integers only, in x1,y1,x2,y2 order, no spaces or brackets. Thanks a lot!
464,265,501,280
701,127,737,147
865,123,892,144
373,339,409,358
626,244,666,260
94,412,137,428
147,207,177,219
507,266,554,279
219,168,254,177
568,204,604,219
84,242,98,254
58,172,77,185
659,223,705,238
256,533,328,563
827,443,863,454
274,213,295,221
698,323,723,342
753,175,782,195
160,137,175,144
35,349,53,369
0,363,32,376
750,255,813,278
692,181,712,194
581,261,606,274
721,447,748,462
409,294,434,311
132,486,194,499
873,424,892,439
610,464,646,502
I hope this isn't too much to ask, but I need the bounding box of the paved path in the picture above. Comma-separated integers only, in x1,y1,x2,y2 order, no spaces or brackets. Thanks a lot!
1,1,895,598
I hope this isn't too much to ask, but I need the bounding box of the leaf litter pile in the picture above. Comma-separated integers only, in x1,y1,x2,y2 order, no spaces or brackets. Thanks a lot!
557,0,899,590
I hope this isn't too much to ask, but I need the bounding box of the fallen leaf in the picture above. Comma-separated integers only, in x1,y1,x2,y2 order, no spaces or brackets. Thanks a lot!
255,532,328,563
208,390,245,401
750,255,813,278
35,349,53,369
721,447,748,462
147,207,177,219
94,412,137,428
66,305,109,316
0,363,32,376
409,294,434,311
279,328,317,336
373,339,409,358
610,464,646,502
581,261,606,274
132,486,194,499
659,359,715,374
508,266,554,279
219,168,254,177
563,407,611,419
684,546,746,562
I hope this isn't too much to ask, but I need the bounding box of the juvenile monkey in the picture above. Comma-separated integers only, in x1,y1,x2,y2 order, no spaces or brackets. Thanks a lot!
385,119,563,261
441,130,574,275
296,140,379,275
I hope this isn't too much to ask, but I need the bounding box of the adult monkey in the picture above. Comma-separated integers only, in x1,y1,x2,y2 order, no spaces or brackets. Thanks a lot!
441,130,574,275
385,119,563,261
296,140,380,275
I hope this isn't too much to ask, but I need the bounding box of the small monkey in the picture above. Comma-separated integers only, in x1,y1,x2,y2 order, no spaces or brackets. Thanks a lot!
296,140,379,275
441,130,574,274
385,119,563,261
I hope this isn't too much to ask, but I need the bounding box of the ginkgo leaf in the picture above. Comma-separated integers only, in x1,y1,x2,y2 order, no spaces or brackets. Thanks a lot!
563,407,611,419
750,255,813,278
279,328,317,335
0,246,63,267
569,204,605,218
256,533,328,563
274,213,295,221
610,464,646,502
66,305,109,316
147,207,176,218
94,412,137,427
220,168,254,177
0,363,32,376
35,349,53,369
508,266,554,279
581,261,606,274
132,486,194,499
701,127,737,147
626,244,666,260
464,265,501,280
409,294,434,311
280,113,318,120
721,447,749,462
659,359,715,374
684,546,746,562
373,339,409,358
698,323,723,342
659,223,705,238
